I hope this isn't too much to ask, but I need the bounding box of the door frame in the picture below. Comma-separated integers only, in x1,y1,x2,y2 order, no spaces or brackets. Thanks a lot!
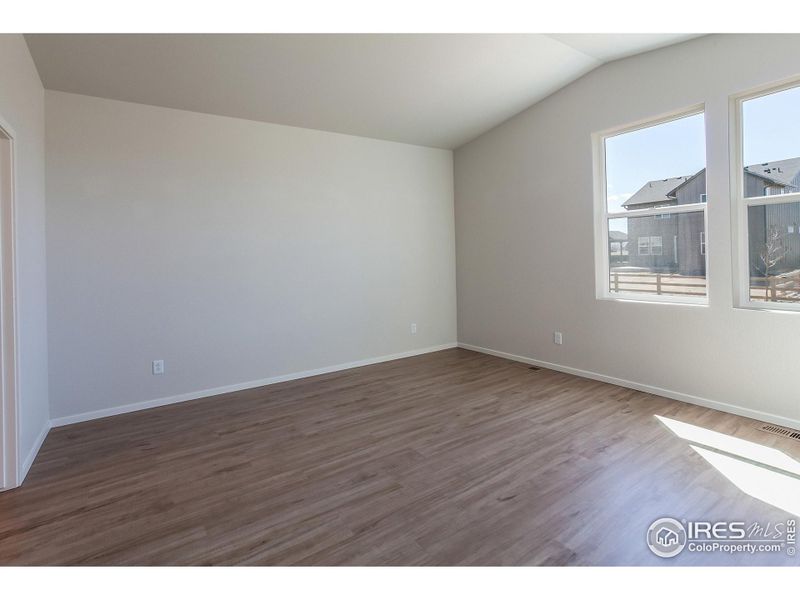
0,114,20,491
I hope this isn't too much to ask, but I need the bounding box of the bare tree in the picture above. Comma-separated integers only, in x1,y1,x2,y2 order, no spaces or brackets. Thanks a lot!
759,225,788,300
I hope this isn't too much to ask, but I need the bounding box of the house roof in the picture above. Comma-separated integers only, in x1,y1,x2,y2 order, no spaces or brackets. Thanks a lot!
744,157,800,188
608,230,627,242
622,156,800,210
621,176,689,208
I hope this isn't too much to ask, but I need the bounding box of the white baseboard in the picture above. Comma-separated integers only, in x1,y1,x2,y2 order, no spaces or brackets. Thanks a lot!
18,420,51,485
50,343,458,428
458,342,800,431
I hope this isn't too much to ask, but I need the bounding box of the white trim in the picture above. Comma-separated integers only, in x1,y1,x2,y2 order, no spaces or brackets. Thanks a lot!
597,291,709,307
593,105,709,306
732,77,800,313
744,190,800,207
730,86,747,309
606,202,706,220
458,342,800,432
17,421,50,486
50,343,458,427
733,73,800,106
596,104,706,140
0,115,20,491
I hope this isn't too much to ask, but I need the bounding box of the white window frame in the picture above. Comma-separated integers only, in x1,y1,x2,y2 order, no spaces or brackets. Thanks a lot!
638,237,650,256
731,78,800,312
593,105,709,305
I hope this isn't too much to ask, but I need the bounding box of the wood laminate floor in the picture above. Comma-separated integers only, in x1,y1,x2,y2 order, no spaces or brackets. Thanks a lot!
0,348,798,565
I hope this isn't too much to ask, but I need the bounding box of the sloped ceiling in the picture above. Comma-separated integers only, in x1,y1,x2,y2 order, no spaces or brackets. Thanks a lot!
25,34,701,149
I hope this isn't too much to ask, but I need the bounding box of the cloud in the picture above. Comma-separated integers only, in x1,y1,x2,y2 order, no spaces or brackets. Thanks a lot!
607,192,633,214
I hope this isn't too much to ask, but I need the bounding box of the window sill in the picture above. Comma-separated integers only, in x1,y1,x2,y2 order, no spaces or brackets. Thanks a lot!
598,293,709,307
733,301,800,314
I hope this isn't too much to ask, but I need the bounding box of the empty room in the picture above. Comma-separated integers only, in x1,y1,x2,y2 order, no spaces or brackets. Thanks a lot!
1,5,800,591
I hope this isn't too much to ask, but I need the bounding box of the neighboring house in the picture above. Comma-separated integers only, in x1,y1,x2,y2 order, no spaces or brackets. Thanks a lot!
608,230,628,264
622,157,800,276
744,158,800,277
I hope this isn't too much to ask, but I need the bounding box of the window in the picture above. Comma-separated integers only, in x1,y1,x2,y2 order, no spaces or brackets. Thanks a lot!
765,185,783,196
700,193,707,203
700,231,706,256
735,82,800,308
598,109,707,302
650,236,663,255
637,236,664,255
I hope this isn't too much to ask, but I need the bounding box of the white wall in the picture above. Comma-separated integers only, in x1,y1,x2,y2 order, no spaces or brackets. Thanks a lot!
0,35,50,478
46,91,456,421
455,34,800,428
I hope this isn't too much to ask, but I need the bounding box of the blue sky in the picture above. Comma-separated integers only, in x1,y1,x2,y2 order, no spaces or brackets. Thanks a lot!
743,85,800,167
605,85,800,232
605,112,705,214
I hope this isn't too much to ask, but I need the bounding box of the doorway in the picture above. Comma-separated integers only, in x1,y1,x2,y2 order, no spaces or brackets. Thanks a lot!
0,120,18,491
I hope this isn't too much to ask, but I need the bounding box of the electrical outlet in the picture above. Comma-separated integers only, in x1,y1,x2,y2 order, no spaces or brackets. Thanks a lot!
410,323,417,335
553,331,563,345
152,359,165,375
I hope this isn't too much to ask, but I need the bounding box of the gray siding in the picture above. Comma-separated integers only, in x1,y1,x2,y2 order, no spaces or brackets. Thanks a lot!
676,211,705,276
675,171,706,205
628,214,679,272
627,171,706,276
748,202,800,276
624,167,800,277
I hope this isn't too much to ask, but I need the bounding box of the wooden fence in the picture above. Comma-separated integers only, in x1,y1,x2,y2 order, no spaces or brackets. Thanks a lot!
609,271,706,297
609,269,800,302
750,269,800,302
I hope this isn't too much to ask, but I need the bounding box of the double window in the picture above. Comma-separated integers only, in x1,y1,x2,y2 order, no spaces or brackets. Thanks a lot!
597,78,800,311
598,109,707,303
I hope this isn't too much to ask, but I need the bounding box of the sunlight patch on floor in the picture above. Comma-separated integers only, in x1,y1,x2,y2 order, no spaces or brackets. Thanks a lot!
691,445,800,516
656,415,800,517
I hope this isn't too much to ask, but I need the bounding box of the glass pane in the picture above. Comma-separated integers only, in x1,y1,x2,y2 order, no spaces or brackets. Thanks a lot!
742,85,800,199
608,213,706,298
605,113,706,213
747,201,800,303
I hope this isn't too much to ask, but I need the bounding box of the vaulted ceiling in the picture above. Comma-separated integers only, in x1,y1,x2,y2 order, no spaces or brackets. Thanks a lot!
25,34,701,149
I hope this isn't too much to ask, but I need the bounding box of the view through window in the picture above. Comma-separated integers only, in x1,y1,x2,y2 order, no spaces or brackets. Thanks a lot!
603,112,707,300
742,84,800,304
